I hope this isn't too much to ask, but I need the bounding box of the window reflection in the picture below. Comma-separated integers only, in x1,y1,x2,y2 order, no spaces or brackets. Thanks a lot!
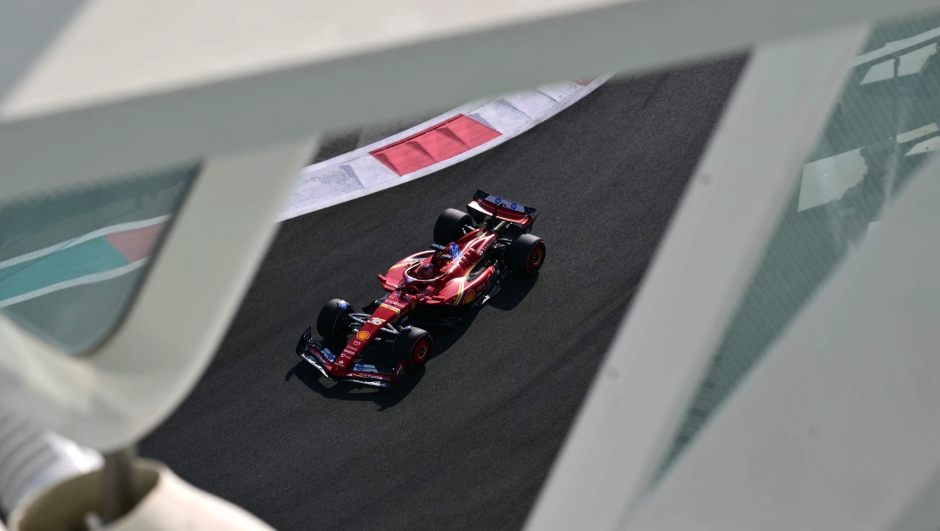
658,12,940,479
0,165,198,355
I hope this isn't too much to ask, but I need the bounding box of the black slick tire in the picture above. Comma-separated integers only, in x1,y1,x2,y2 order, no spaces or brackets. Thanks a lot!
434,208,473,245
316,299,354,341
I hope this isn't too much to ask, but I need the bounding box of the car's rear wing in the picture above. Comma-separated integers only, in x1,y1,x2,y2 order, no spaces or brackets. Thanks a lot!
467,190,537,226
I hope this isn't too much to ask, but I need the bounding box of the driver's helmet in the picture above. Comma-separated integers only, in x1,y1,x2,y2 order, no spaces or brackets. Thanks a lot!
414,263,434,279
447,242,462,260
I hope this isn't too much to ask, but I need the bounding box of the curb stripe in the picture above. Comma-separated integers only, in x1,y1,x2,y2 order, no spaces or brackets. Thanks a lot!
370,114,500,176
280,75,611,221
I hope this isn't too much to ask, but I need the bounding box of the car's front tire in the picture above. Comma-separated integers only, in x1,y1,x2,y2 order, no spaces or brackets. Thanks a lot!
316,299,354,342
396,327,433,367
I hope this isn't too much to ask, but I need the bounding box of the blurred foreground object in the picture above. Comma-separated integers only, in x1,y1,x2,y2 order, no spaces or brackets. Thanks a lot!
0,407,101,515
7,0,940,530
9,460,273,531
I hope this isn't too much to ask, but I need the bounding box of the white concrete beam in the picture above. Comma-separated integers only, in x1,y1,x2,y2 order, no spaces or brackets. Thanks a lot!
1,0,937,199
624,153,940,531
0,0,87,102
523,25,870,531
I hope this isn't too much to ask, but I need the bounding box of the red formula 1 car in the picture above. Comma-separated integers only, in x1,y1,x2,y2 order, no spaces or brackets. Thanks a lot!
295,190,546,388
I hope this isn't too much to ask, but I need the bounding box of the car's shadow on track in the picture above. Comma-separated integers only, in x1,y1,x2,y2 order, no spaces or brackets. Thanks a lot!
284,361,424,410
488,273,539,312
283,274,538,409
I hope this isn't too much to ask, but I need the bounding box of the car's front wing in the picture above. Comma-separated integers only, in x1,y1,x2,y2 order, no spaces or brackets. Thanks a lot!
297,336,404,389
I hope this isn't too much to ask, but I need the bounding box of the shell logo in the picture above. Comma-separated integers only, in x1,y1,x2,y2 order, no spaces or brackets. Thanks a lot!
356,331,370,340
464,291,475,303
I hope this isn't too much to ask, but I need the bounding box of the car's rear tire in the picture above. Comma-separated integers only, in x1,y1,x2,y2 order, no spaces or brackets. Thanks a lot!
316,299,353,341
396,327,433,367
507,234,546,276
434,208,473,245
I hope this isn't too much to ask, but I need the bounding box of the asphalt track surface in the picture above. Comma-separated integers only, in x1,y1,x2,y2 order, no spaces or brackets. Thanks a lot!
140,56,746,531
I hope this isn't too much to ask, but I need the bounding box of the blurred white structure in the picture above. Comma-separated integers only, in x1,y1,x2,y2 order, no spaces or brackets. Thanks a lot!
0,407,101,515
3,0,940,530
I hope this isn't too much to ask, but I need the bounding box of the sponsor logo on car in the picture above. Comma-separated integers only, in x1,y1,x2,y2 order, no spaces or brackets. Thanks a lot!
464,290,476,303
318,348,337,362
356,331,370,340
485,194,525,213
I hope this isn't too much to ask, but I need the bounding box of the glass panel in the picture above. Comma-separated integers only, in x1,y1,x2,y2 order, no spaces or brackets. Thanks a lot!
0,165,198,355
658,11,940,479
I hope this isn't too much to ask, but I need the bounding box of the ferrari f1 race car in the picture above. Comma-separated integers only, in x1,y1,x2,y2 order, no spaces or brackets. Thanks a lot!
295,190,546,388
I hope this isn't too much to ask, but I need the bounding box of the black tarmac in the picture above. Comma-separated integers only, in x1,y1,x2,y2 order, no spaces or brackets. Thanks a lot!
140,56,746,531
